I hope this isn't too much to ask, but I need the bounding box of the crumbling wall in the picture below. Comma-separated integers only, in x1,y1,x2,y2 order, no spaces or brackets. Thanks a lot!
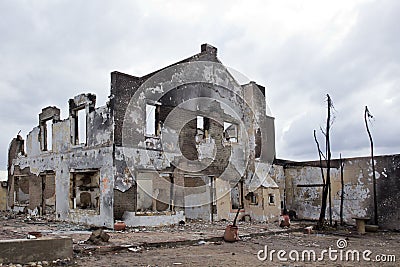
113,187,136,220
0,183,7,210
215,178,236,221
113,53,258,223
283,154,400,230
7,135,26,209
8,43,279,227
262,187,281,222
9,94,115,227
372,155,400,230
184,176,212,220
28,175,42,212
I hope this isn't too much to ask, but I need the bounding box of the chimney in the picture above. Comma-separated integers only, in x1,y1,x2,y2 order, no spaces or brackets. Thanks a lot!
201,43,217,56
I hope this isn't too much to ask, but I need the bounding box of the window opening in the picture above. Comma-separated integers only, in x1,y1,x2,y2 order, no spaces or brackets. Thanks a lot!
224,122,238,142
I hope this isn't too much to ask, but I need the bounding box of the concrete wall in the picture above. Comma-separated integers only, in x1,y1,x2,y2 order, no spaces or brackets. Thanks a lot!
184,176,212,220
8,44,279,227
282,154,400,230
113,44,277,223
9,94,115,228
0,185,7,210
122,211,185,227
244,187,281,223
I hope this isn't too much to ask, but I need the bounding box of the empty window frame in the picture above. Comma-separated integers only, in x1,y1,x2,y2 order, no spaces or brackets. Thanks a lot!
40,119,53,151
231,181,243,210
69,170,100,213
223,122,238,143
210,177,217,217
268,194,275,205
136,172,174,213
145,104,161,136
255,128,262,159
40,172,56,215
45,120,53,151
78,109,87,144
74,108,87,145
13,176,29,205
247,192,258,205
136,173,154,212
196,116,210,140
197,116,204,130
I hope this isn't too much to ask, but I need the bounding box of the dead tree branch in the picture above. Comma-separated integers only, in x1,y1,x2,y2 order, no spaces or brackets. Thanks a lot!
365,106,378,225
339,153,345,226
317,94,334,229
314,129,326,185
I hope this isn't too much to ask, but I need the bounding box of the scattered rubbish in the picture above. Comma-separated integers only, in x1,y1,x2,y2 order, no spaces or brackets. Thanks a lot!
87,229,110,244
27,234,37,239
224,224,239,242
51,258,72,266
241,236,251,241
365,224,379,232
28,231,42,238
304,226,313,234
179,220,185,226
241,215,251,223
128,247,142,252
288,210,297,220
114,221,126,231
198,240,207,245
279,210,291,228
224,208,240,242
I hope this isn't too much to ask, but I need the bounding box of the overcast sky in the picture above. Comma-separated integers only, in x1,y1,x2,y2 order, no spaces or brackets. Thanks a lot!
1,0,399,170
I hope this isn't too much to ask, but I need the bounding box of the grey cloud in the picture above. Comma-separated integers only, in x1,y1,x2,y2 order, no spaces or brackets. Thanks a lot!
1,0,400,169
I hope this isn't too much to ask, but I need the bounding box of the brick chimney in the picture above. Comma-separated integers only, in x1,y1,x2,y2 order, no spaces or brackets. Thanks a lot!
201,43,217,56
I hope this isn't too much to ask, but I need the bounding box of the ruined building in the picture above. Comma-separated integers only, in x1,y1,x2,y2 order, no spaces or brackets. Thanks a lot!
7,44,280,228
274,155,400,230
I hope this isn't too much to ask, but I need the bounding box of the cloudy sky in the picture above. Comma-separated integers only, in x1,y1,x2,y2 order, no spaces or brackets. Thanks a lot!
1,0,399,170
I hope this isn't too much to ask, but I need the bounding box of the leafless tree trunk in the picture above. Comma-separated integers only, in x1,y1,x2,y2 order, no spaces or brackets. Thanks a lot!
365,106,378,225
317,94,333,229
339,153,345,226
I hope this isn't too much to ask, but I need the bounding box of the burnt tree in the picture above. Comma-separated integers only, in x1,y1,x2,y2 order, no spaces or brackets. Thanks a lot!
317,94,334,229
364,106,378,225
339,153,345,226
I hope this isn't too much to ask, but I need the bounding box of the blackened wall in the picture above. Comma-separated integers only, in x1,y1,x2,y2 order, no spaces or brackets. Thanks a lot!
375,154,400,230
113,186,136,220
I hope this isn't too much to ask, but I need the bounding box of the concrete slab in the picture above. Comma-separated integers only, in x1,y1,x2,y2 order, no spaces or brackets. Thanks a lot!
0,236,72,264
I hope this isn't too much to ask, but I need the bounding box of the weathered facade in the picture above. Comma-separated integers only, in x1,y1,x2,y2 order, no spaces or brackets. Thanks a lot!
276,154,400,230
0,171,7,210
7,44,280,227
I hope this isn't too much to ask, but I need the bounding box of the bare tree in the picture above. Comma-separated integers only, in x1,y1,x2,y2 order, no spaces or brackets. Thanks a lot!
314,130,326,185
317,94,334,229
339,153,345,226
364,106,378,225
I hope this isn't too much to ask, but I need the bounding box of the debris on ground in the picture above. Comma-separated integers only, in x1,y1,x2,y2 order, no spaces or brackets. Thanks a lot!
87,229,110,244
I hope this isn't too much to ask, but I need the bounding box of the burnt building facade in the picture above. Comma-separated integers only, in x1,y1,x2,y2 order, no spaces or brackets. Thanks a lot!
275,154,400,230
7,44,279,227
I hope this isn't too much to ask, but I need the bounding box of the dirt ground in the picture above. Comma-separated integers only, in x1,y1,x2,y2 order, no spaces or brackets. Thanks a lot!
0,212,399,267
75,232,400,267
